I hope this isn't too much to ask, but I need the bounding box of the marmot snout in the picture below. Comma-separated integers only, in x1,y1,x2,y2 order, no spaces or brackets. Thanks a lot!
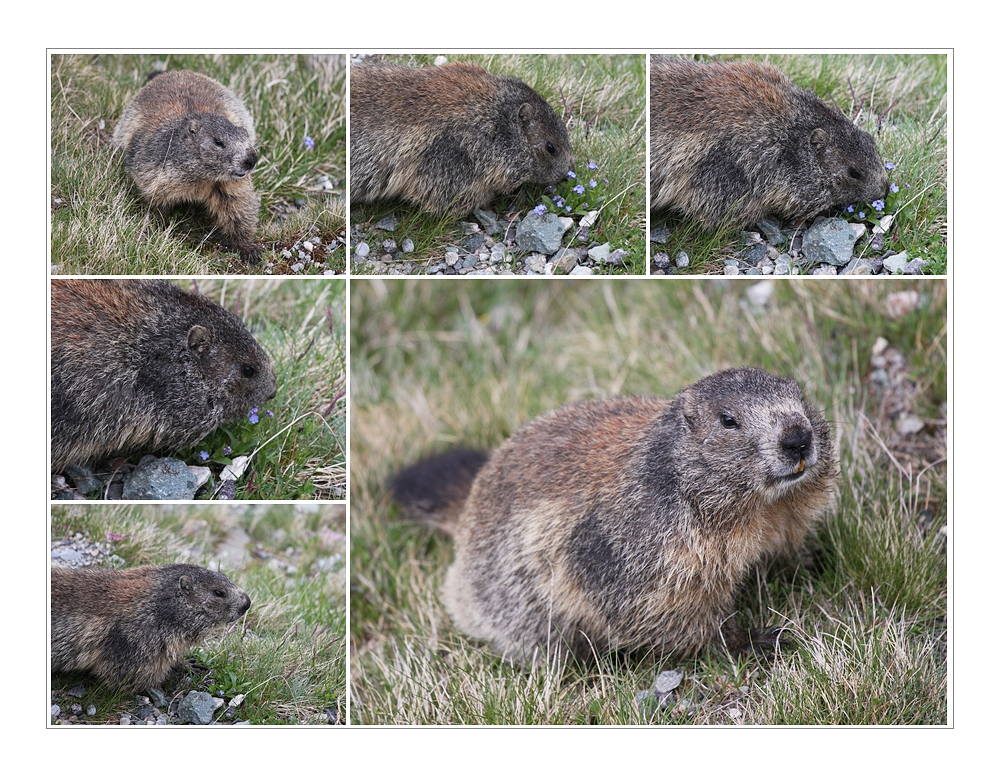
391,367,839,663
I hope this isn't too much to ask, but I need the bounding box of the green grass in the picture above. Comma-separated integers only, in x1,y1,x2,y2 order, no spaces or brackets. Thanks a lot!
50,503,346,725
652,53,948,275
55,278,346,500
350,54,646,275
51,53,347,275
349,278,947,725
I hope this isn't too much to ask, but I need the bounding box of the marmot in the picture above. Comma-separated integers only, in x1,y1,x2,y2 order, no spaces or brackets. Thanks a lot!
51,279,277,473
112,70,262,262
391,367,839,663
51,564,251,689
649,57,890,230
350,61,574,215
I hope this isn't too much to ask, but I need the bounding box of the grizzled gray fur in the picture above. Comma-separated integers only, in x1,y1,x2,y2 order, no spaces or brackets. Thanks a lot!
112,70,262,262
392,367,839,664
350,61,574,215
51,564,251,689
650,57,889,230
50,279,276,472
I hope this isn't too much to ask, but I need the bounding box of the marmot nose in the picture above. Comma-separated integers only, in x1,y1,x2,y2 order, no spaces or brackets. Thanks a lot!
242,149,258,172
781,426,812,458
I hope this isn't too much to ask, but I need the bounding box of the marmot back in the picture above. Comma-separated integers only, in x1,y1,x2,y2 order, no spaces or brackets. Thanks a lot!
51,564,251,689
112,70,262,262
649,58,889,230
350,62,574,215
51,279,277,473
392,367,839,663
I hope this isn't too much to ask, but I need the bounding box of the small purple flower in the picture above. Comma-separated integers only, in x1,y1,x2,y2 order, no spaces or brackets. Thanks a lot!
107,533,124,542
858,211,866,219
304,135,315,151
249,408,260,424
872,199,885,211
199,451,210,461
890,183,899,194
554,196,565,208
266,410,274,418
588,179,598,188
533,204,547,216
845,204,855,214
573,184,585,195
904,183,911,189
567,170,577,179
223,445,232,456
588,161,598,170
885,161,895,170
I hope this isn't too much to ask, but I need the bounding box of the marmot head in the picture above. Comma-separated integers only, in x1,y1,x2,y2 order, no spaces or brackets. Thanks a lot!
163,564,252,630
675,367,833,504
185,113,259,181
803,99,890,211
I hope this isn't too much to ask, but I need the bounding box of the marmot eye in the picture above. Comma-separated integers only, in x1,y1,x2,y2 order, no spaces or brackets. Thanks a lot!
848,167,861,180
214,138,226,148
213,589,227,598
242,364,257,378
720,413,739,429
546,142,557,156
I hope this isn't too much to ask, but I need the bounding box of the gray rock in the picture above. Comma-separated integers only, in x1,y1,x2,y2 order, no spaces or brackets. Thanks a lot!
587,243,611,264
674,251,690,269
374,215,398,231
802,217,858,266
515,212,568,254
178,691,220,725
122,458,199,500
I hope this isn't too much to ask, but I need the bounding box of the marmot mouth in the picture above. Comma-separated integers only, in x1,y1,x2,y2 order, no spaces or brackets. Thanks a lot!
231,171,248,179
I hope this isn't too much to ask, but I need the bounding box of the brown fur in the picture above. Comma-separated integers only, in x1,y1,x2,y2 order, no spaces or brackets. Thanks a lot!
649,57,889,230
112,70,262,261
392,368,839,663
350,62,574,215
51,564,251,689
50,279,276,473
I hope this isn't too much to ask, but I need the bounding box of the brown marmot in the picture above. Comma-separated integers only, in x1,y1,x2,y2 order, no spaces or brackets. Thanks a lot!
649,57,890,230
51,279,277,473
391,367,839,663
350,61,574,215
51,564,251,689
112,70,262,262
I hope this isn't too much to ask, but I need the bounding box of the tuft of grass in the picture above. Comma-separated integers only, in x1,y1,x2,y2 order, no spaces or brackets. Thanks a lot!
50,53,346,275
349,53,646,275
350,278,947,725
50,503,347,725
652,53,947,274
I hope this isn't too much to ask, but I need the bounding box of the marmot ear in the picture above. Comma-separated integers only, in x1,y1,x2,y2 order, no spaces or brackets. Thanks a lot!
810,127,830,152
518,102,536,130
178,574,193,593
188,118,201,136
187,324,213,354
679,392,700,431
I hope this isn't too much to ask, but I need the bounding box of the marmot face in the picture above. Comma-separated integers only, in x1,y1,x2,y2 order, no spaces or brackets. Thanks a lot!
675,368,830,503
185,113,258,181
517,97,575,186
806,102,889,211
